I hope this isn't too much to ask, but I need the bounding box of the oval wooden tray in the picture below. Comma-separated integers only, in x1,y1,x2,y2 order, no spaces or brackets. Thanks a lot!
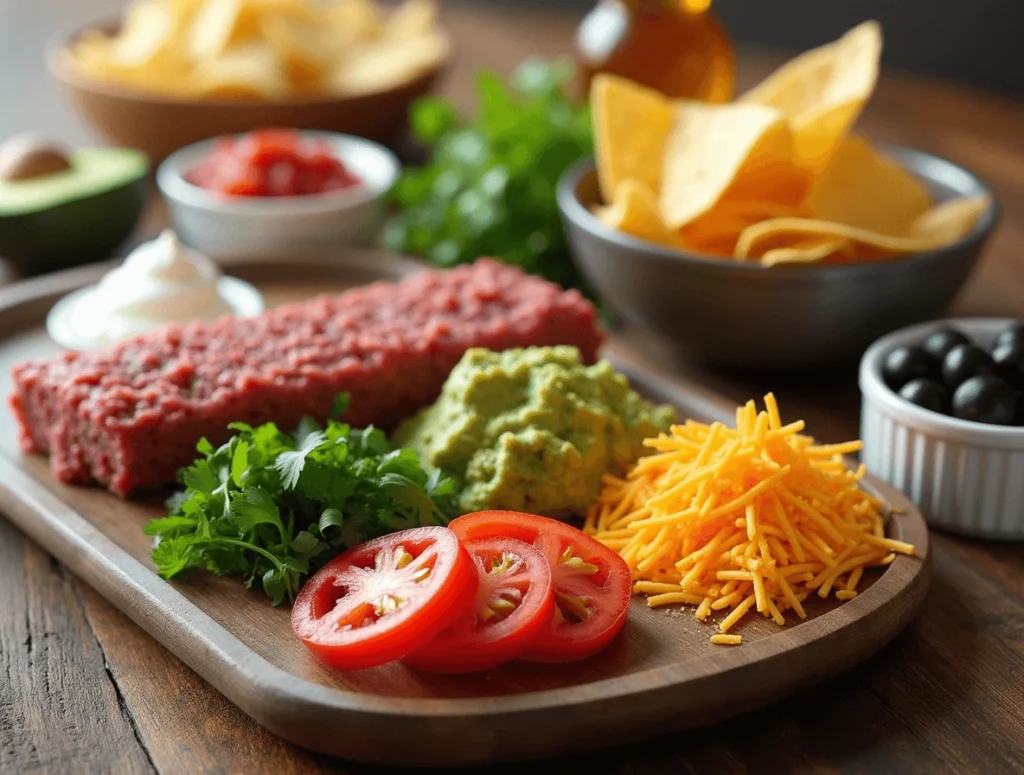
0,250,931,767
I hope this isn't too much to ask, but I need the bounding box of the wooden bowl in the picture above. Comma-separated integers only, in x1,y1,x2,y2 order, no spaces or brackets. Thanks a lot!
47,22,448,164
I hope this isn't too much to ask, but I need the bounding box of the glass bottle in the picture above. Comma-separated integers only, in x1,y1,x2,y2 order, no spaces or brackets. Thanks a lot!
576,0,735,102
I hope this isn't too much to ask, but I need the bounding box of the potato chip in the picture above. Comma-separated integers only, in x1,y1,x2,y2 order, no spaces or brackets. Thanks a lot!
325,0,386,42
112,0,178,66
594,180,681,249
659,101,800,229
740,21,882,171
808,135,931,234
384,0,439,41
592,75,676,205
258,14,327,89
735,194,990,259
185,0,244,61
331,31,447,95
66,0,447,100
192,42,288,99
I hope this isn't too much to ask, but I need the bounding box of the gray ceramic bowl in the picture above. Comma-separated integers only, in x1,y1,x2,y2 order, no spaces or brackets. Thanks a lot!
559,146,998,368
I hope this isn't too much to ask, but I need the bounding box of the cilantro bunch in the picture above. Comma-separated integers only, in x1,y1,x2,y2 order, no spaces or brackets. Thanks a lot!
382,58,594,291
143,396,459,605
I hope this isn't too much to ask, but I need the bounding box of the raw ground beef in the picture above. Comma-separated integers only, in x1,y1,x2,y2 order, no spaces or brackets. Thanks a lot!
9,259,603,497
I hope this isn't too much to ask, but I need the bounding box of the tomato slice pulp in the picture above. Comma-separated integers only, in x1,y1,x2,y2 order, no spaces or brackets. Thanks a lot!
403,536,555,673
448,512,632,663
291,526,477,670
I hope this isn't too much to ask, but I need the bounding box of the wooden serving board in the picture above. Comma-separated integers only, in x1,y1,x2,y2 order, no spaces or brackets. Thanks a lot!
0,250,931,767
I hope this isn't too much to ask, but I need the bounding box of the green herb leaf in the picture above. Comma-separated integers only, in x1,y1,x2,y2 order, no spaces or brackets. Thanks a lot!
385,57,594,294
331,392,350,420
262,568,287,607
144,399,462,605
275,430,327,490
319,508,345,535
183,458,219,495
291,530,322,557
230,440,249,488
151,536,200,579
143,516,198,536
230,487,283,534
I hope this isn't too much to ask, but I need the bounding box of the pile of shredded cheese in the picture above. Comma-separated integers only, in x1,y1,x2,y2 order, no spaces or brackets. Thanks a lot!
583,394,914,646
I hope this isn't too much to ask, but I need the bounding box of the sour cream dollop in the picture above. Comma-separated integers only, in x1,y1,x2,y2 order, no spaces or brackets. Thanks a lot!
46,229,264,350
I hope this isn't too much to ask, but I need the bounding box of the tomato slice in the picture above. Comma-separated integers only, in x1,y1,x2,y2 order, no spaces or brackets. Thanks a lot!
448,512,632,663
402,536,555,673
291,527,477,671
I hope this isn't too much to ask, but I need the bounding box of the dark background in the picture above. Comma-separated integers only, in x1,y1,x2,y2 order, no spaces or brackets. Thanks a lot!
490,0,1024,97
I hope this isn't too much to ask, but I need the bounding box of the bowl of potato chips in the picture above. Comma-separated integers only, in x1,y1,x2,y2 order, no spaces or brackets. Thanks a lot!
49,0,450,163
559,21,997,367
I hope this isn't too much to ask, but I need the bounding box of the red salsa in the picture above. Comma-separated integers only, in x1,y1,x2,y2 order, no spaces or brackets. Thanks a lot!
186,129,362,197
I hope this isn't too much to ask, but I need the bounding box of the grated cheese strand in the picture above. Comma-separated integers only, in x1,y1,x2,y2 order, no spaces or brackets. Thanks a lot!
585,393,915,646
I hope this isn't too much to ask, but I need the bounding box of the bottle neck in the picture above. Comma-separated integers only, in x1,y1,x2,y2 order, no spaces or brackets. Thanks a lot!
621,0,712,13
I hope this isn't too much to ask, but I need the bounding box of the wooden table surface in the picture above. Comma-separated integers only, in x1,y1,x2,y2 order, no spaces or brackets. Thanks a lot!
3,2,1024,773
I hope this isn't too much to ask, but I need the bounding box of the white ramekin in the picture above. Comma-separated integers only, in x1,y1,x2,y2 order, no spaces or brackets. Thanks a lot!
157,131,399,257
859,317,1024,540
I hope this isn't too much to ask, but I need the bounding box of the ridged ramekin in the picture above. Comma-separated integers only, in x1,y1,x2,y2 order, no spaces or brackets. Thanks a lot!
859,318,1024,540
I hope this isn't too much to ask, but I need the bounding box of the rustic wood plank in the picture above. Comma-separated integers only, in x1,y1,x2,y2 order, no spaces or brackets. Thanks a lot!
0,519,154,775
76,584,338,775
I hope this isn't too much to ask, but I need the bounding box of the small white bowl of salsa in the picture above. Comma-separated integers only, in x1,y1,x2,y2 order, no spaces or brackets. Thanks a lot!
157,129,400,256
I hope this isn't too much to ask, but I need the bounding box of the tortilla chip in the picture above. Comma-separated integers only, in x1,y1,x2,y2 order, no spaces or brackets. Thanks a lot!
740,20,882,171
735,194,991,258
808,136,932,234
759,237,853,267
592,74,676,204
594,180,681,249
660,101,798,229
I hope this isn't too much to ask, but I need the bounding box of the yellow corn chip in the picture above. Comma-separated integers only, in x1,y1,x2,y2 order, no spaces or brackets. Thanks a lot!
809,136,931,234
735,194,990,259
592,74,676,205
594,180,681,249
759,237,852,267
660,101,798,229
740,20,882,171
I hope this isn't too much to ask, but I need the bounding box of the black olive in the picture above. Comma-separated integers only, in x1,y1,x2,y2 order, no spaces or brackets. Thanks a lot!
992,339,1024,387
898,379,949,414
922,328,971,361
882,345,939,391
942,344,997,389
951,376,1019,426
993,323,1024,351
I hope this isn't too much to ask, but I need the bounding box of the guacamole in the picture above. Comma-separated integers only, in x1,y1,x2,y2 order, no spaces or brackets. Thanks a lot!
394,346,675,517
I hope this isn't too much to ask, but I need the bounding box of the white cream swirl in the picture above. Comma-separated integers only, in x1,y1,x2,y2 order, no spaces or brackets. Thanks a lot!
60,229,250,348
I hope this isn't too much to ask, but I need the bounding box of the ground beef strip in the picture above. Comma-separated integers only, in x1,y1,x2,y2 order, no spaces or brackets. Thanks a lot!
9,259,603,497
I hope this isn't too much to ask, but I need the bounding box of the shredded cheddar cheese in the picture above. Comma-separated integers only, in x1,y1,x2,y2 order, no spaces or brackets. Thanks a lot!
710,634,743,646
584,394,914,644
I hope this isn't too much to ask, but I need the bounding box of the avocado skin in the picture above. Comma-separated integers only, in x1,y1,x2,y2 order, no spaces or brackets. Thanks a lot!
0,175,147,277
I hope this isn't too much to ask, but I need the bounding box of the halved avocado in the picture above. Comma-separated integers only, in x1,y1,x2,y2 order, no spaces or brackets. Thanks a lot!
0,139,148,276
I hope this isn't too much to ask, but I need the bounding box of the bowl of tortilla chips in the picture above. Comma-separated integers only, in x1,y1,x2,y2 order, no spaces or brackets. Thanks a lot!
50,0,450,162
559,21,997,367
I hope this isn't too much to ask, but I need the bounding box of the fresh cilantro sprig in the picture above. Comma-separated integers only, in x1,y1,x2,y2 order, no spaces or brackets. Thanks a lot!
143,395,460,605
382,57,594,292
